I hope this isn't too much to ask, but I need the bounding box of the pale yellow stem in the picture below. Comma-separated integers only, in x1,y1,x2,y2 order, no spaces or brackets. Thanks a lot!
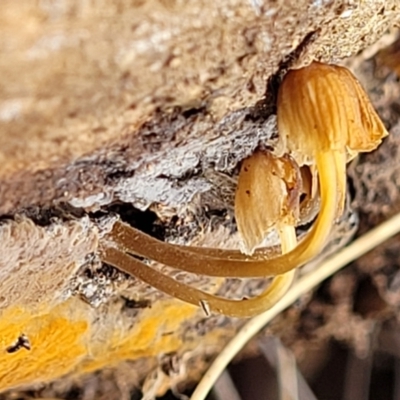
287,150,343,263
190,210,400,400
102,225,296,318
278,224,298,254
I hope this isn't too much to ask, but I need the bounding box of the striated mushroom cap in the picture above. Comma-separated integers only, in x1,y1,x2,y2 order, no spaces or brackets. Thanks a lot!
277,62,388,165
235,151,301,254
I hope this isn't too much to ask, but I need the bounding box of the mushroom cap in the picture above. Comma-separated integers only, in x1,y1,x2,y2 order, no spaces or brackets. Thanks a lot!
277,62,388,165
235,151,301,254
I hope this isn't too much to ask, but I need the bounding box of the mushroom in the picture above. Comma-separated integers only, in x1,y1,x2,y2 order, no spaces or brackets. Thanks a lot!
276,61,388,261
234,151,301,255
101,62,388,315
102,151,301,317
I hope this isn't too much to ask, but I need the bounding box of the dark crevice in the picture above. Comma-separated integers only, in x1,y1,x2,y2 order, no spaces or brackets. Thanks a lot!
65,387,83,400
0,200,167,242
245,29,320,122
181,104,207,119
353,277,387,318
105,168,136,182
105,203,166,240
3,192,233,252
347,174,357,203
314,279,335,305
121,296,151,310
106,201,231,249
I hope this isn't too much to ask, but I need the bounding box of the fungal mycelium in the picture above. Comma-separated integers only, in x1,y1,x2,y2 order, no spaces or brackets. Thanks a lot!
101,62,388,317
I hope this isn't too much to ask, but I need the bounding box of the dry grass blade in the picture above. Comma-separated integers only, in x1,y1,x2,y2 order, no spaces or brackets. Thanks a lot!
190,211,400,400
275,343,299,400
260,337,299,400
342,349,373,400
211,370,242,400
260,337,316,400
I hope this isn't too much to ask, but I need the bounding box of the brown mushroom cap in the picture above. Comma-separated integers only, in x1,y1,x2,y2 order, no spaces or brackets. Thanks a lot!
277,62,388,165
235,151,301,254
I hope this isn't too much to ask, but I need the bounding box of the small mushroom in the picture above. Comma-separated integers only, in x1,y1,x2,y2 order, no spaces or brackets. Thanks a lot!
235,151,300,255
102,151,302,317
276,61,388,262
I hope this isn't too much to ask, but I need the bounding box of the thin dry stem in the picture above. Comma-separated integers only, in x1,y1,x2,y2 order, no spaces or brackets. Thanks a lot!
102,225,295,318
190,211,400,400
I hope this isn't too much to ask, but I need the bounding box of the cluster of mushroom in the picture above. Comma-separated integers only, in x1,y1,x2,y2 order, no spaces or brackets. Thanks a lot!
101,62,388,318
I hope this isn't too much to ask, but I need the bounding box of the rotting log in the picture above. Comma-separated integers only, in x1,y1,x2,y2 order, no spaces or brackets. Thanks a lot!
1,1,400,397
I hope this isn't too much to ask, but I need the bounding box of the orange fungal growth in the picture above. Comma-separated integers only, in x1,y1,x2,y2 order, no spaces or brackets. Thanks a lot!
0,302,88,391
0,298,204,392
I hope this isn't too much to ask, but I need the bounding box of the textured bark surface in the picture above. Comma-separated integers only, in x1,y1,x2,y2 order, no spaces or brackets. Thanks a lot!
1,0,400,398
1,0,399,215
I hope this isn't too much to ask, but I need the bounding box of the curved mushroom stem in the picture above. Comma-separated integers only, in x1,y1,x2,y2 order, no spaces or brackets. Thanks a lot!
288,149,345,262
104,150,343,277
109,223,280,261
101,226,296,318
278,224,298,254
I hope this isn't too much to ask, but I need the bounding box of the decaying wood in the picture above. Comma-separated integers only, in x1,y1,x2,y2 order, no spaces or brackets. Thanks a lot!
1,0,400,398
